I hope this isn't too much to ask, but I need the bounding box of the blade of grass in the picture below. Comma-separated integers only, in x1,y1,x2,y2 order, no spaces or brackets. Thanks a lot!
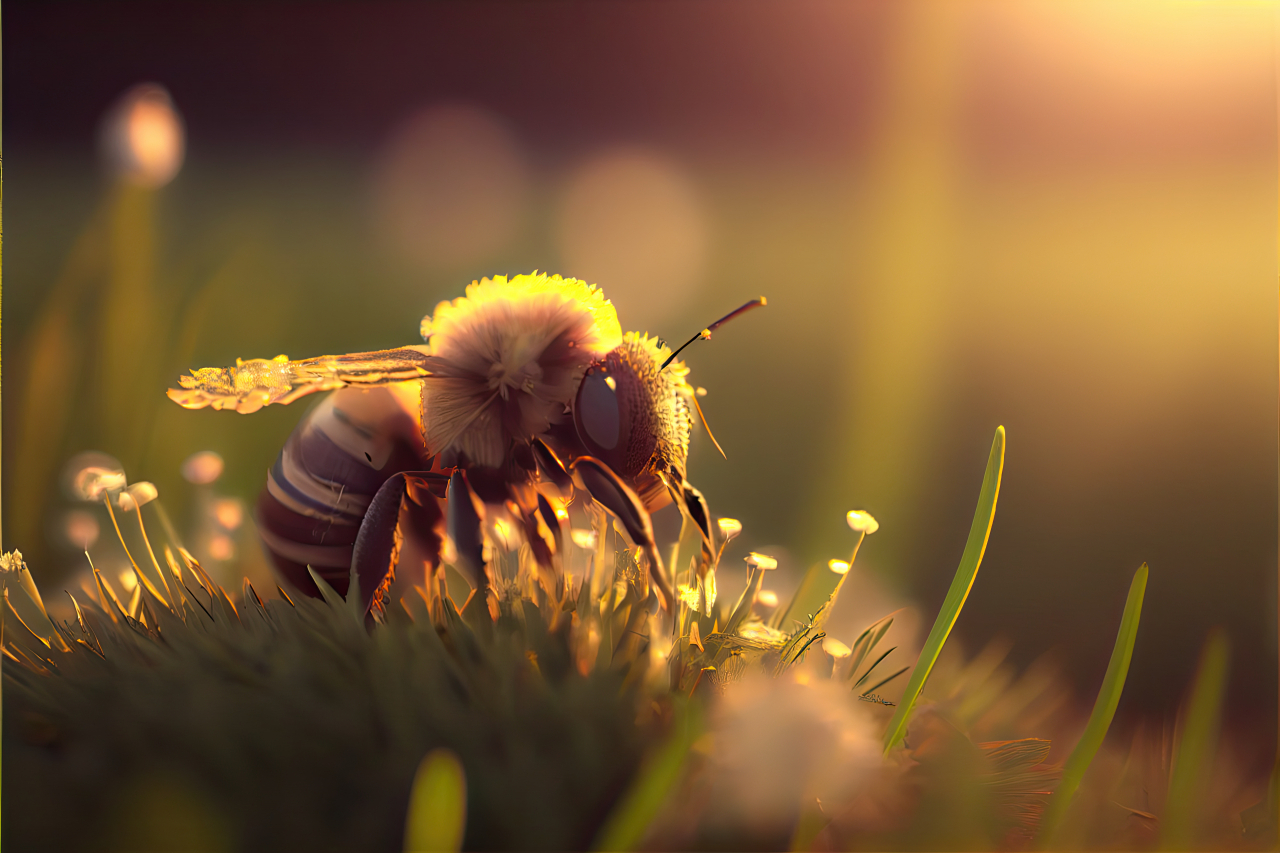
1039,563,1148,847
846,615,895,681
882,425,1004,753
403,749,467,853
592,701,701,852
1160,628,1229,850
861,665,909,697
853,646,898,688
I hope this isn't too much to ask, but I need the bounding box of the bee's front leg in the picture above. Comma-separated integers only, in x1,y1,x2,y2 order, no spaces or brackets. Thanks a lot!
351,472,447,617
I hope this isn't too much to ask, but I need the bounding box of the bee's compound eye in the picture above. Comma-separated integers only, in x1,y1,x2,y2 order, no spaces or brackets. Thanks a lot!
575,369,620,451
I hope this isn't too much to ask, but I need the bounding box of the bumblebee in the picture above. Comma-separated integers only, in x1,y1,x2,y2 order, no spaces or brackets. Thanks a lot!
169,272,763,615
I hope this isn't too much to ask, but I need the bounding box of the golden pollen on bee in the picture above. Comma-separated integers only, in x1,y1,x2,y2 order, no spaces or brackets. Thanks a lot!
604,375,616,391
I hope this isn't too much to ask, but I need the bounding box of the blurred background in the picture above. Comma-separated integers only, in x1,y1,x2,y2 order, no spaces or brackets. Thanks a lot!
4,1,1276,768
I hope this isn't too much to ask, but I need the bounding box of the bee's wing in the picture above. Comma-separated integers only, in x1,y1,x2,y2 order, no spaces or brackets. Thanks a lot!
167,346,433,413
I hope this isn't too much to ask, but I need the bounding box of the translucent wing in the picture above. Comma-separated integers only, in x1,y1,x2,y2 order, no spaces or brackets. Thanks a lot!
167,346,433,413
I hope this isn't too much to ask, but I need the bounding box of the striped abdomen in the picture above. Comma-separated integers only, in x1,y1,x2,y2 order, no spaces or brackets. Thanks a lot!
255,383,430,597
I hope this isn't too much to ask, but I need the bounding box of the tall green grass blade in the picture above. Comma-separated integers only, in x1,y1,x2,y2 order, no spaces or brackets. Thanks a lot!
1039,563,1148,847
882,425,1005,753
403,749,467,853
592,702,701,852
1160,628,1230,850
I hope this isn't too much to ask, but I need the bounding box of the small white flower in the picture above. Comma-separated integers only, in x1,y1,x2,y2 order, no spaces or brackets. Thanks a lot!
115,482,159,511
717,518,743,541
846,510,879,535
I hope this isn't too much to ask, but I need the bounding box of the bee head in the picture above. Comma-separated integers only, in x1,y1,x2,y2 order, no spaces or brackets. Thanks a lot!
573,333,692,487
571,296,767,500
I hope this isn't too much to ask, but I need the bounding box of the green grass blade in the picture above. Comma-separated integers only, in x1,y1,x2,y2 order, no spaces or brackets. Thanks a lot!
404,749,467,853
853,646,898,688
1039,563,1148,847
1160,628,1230,849
861,665,909,697
845,614,894,681
882,425,1005,754
592,702,701,852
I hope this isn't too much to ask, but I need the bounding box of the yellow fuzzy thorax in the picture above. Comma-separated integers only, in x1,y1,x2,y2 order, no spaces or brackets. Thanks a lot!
415,272,624,467
419,272,622,353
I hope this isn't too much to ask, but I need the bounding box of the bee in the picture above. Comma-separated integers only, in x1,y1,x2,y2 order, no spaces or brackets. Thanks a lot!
169,272,764,615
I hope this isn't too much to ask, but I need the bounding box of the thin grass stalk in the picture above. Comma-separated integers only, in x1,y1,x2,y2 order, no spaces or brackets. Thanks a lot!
103,496,169,607
1039,563,1148,847
882,425,1005,753
134,506,173,602
1160,628,1230,849
810,528,867,633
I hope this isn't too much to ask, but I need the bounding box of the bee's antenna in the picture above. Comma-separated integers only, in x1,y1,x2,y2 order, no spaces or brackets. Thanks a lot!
660,297,767,370
692,394,727,459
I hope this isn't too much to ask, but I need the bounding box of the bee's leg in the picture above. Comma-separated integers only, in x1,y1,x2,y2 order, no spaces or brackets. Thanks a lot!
571,456,673,611
447,470,496,619
531,438,574,498
679,482,717,573
535,492,563,560
350,472,445,617
505,480,561,572
512,491,562,600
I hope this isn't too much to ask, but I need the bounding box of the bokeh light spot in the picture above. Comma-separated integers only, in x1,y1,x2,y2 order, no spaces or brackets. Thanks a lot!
209,535,235,562
370,103,530,270
181,451,224,485
64,511,100,551
99,83,185,188
214,498,244,531
554,148,708,333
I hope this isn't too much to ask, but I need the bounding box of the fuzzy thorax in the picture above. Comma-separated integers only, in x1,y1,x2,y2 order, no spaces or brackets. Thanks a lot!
419,273,622,467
